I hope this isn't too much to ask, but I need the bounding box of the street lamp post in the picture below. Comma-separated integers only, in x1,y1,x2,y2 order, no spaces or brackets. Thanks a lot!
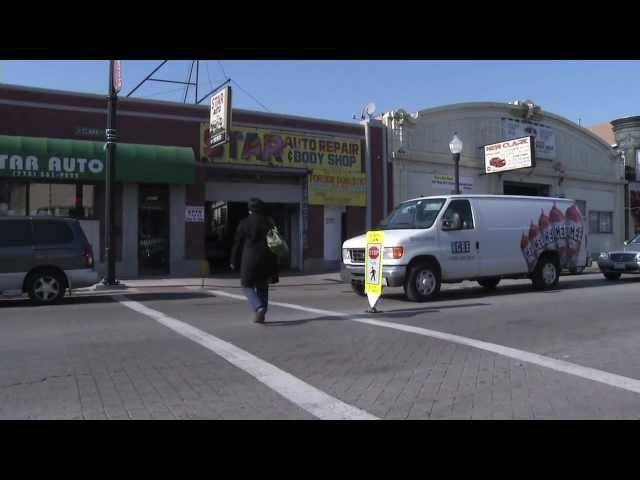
449,132,463,195
104,60,118,286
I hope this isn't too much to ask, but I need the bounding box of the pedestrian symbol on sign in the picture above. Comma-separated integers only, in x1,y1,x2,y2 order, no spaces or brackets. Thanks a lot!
364,231,384,312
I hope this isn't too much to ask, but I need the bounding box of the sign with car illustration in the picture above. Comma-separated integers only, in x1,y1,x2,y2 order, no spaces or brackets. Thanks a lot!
484,136,535,174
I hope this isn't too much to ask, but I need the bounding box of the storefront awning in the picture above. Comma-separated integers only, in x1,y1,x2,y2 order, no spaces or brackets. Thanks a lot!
0,135,195,184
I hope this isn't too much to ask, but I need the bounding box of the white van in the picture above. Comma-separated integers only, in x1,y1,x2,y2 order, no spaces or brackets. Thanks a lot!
341,195,588,302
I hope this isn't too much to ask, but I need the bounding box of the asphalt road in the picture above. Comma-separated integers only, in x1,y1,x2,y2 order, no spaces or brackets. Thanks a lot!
2,272,640,419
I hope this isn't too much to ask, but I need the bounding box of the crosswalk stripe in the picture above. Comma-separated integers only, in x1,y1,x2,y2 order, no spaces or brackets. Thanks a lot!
115,295,378,420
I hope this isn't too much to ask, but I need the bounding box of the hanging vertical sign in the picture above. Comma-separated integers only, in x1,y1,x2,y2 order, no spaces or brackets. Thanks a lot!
364,231,385,309
112,60,122,94
210,85,232,148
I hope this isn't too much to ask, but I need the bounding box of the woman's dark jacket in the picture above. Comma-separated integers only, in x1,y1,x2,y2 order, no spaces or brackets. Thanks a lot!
230,213,279,287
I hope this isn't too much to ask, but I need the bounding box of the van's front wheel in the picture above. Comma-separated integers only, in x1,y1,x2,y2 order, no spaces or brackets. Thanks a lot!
405,262,441,302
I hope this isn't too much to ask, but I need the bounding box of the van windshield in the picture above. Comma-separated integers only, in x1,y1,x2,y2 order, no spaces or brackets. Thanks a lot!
377,198,446,230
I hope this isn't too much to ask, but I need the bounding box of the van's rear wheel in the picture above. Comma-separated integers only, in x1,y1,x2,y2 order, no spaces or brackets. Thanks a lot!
351,281,366,297
532,256,559,290
26,270,66,305
478,278,500,290
405,262,441,302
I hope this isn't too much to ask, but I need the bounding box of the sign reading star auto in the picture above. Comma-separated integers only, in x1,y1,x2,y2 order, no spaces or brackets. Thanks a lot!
483,136,535,174
364,230,384,309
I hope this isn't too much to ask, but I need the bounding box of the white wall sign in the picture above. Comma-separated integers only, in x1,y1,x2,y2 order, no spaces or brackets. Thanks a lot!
484,136,535,174
502,118,556,159
431,174,473,192
185,206,204,223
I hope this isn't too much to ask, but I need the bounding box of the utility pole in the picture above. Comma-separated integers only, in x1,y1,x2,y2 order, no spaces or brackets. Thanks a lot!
103,60,119,286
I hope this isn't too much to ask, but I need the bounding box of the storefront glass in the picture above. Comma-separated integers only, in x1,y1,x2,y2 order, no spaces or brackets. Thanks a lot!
28,183,95,218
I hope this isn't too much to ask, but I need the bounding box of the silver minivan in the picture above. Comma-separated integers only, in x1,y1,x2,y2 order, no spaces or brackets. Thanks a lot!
0,217,98,305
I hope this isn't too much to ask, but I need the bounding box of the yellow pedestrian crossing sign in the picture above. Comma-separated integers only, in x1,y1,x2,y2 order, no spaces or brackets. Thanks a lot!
365,231,384,309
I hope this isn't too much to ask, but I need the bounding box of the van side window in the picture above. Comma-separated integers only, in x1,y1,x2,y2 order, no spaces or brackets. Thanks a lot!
33,221,74,245
0,220,32,247
442,200,474,230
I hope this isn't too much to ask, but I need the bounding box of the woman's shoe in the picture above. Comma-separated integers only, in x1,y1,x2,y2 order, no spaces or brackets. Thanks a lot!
254,308,266,324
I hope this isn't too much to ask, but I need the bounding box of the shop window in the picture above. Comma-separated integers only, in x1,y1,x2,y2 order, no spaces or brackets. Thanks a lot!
589,211,613,234
0,181,27,216
29,183,95,218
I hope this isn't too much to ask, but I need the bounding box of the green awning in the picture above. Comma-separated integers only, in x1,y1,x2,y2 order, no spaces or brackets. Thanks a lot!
0,135,195,184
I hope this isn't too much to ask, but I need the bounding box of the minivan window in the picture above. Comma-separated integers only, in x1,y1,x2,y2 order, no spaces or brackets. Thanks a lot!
0,220,32,247
378,198,446,230
33,221,74,245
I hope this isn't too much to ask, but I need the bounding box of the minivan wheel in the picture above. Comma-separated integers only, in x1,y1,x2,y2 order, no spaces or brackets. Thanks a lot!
27,270,66,305
532,257,559,290
604,272,621,281
478,278,500,290
351,281,366,297
405,262,441,302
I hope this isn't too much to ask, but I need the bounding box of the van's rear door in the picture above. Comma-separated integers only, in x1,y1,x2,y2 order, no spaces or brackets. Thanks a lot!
32,220,83,270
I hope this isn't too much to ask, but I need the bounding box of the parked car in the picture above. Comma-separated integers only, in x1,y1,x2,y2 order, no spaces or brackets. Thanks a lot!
0,216,98,305
341,194,588,302
597,234,640,280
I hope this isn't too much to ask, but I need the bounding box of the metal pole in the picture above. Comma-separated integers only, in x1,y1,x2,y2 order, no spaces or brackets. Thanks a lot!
382,122,389,217
104,60,118,285
364,119,372,231
453,153,461,194
195,60,199,104
184,60,195,103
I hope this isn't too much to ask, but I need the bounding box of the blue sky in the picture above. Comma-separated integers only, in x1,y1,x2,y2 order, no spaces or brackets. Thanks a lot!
1,60,638,127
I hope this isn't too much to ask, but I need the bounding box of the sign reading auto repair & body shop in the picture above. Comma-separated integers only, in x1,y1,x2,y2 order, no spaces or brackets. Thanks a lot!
200,123,365,207
484,136,535,174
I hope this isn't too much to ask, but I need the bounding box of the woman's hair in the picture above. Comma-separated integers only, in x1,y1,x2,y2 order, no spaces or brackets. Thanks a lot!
248,197,265,215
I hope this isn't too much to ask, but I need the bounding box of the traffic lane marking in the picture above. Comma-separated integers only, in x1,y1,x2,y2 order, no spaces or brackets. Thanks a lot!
197,288,640,397
114,295,377,421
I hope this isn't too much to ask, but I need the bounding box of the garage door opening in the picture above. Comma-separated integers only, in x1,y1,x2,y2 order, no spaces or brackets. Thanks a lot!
204,200,299,274
503,181,550,197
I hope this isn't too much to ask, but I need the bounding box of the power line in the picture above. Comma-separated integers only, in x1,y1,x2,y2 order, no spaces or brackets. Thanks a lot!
231,79,271,113
205,61,214,90
139,86,187,99
217,60,228,80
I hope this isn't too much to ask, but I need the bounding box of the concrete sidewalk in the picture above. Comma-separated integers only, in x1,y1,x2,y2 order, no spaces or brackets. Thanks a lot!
79,271,345,293
78,264,602,294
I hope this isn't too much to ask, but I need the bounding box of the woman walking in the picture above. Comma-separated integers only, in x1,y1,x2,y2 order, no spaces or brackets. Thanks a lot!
230,198,279,324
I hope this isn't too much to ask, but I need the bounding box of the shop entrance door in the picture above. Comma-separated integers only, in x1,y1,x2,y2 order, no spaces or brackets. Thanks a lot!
138,184,170,276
